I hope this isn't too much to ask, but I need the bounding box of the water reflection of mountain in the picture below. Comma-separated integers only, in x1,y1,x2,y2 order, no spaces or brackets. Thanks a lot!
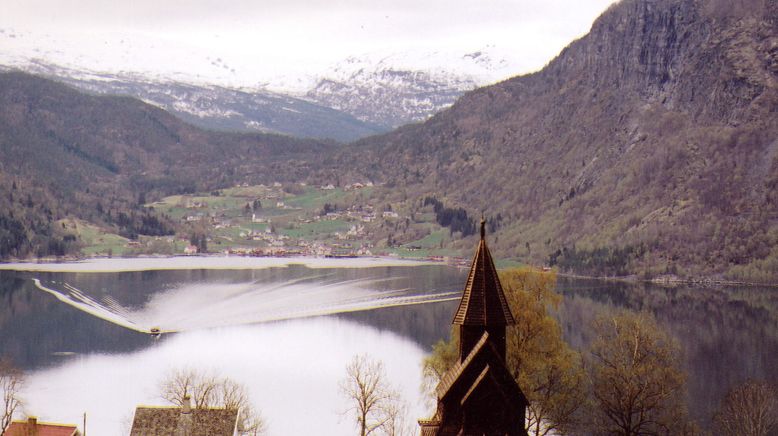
556,277,778,429
338,300,459,349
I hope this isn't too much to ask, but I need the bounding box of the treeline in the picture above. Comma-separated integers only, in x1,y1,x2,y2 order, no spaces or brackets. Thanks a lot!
0,181,79,258
0,174,180,259
423,197,476,237
549,244,648,277
725,246,778,284
0,213,78,258
128,175,199,199
111,210,175,240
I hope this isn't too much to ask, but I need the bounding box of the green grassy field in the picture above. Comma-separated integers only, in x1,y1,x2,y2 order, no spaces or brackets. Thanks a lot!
404,229,448,249
59,219,130,256
281,219,351,238
77,183,474,260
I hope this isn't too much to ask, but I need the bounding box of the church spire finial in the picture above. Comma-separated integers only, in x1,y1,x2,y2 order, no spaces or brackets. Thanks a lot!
480,215,486,240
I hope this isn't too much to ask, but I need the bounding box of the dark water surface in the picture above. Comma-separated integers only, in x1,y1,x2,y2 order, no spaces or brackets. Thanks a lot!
0,265,464,369
556,277,778,427
0,264,775,430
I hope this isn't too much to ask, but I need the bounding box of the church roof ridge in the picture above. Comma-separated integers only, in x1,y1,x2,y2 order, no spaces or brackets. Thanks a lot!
436,331,490,398
452,220,515,326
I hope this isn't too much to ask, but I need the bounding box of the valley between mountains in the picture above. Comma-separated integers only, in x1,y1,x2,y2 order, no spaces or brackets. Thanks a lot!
0,0,776,283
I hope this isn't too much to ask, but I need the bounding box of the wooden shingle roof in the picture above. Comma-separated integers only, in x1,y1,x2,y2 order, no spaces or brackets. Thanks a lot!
130,406,238,436
452,221,515,326
436,332,491,399
435,331,528,416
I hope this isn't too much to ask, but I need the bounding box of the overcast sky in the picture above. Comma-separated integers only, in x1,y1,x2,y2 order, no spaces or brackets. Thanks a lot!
1,0,620,89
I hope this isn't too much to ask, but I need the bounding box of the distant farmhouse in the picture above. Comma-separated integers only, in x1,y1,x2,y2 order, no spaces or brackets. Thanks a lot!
419,220,529,435
130,396,239,436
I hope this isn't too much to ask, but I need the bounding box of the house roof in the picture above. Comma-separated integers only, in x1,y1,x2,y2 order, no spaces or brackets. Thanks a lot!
4,421,78,436
130,406,238,436
452,220,515,326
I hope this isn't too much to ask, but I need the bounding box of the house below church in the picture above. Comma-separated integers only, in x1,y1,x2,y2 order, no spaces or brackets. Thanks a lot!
130,396,239,436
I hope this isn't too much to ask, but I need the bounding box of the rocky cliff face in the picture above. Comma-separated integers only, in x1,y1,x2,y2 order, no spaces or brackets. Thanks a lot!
548,0,777,122
335,0,778,281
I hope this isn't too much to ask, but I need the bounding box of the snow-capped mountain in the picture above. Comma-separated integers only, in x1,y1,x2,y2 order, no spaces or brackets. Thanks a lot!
0,26,524,137
0,60,386,142
305,49,519,128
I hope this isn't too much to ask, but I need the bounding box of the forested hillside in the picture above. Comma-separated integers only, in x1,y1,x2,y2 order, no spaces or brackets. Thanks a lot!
0,72,334,258
324,0,778,281
2,0,777,283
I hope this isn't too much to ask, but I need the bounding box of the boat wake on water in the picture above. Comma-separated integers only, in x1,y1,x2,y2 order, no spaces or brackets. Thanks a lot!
32,278,460,335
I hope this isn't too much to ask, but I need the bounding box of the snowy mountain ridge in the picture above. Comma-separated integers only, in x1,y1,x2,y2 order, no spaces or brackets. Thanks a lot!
0,58,387,142
304,48,520,127
0,30,523,136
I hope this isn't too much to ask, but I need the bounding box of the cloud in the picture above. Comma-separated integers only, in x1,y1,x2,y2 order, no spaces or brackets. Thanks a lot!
0,0,619,87
4,0,616,41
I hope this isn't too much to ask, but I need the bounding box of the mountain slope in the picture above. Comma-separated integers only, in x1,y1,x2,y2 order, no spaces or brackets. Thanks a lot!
3,62,386,142
2,46,520,137
77,78,386,142
331,0,778,281
0,71,334,258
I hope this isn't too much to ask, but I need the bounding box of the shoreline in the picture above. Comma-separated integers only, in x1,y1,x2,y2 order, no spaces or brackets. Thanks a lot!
556,272,778,288
0,254,438,273
2,255,775,287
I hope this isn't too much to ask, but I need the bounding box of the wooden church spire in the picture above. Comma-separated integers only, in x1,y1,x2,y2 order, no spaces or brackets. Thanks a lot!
452,218,515,327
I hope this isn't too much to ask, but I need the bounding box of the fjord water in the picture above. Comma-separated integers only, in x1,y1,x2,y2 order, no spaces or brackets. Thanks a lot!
0,262,463,435
0,261,776,434
556,277,778,428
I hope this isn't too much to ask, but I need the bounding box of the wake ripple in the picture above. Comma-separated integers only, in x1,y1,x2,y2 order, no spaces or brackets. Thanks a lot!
32,278,460,335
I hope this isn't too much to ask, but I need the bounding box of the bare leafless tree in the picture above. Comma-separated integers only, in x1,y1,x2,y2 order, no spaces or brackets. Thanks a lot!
219,379,265,436
340,354,409,436
159,368,265,435
160,367,218,409
715,380,778,436
0,359,23,434
379,397,413,436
